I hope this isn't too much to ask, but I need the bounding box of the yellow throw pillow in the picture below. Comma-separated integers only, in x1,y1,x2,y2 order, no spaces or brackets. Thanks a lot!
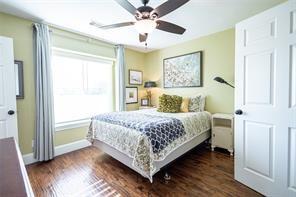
157,94,182,113
180,98,190,112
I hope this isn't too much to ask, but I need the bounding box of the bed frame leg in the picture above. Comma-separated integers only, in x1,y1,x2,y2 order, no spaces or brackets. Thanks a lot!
164,172,171,182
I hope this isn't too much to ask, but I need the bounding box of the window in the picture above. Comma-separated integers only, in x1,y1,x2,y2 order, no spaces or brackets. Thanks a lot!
52,49,114,130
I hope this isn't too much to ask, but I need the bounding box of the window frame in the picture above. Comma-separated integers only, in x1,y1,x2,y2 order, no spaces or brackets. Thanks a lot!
51,47,115,131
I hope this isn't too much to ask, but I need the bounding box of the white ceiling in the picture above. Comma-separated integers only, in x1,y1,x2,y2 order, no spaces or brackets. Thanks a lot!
0,0,284,52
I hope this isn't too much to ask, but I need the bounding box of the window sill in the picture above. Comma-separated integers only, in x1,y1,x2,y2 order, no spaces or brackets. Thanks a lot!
55,119,90,132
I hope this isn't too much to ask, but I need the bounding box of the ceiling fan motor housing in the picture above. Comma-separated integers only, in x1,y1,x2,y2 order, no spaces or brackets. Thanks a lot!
136,6,157,20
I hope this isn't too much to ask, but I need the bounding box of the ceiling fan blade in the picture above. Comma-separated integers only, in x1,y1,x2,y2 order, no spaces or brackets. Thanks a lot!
90,21,135,29
114,0,138,15
156,20,186,34
153,0,189,18
139,33,148,42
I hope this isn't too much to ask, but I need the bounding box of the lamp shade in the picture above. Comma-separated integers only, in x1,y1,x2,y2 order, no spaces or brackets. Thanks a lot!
213,77,226,83
144,81,157,88
213,76,235,88
135,19,157,34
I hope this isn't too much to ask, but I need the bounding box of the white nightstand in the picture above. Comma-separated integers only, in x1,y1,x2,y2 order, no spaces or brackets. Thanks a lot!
139,106,156,110
211,113,234,156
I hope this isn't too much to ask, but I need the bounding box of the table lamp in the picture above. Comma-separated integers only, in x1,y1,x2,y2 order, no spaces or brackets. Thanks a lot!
144,81,157,106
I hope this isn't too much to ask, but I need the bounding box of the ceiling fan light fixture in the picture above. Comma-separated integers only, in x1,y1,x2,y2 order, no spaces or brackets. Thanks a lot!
134,19,157,34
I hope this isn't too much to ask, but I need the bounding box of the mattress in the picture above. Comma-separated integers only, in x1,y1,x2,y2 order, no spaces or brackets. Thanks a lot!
87,109,211,181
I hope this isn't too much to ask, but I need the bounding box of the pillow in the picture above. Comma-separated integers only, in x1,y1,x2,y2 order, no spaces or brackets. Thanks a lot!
157,94,182,113
189,95,205,112
200,95,206,111
180,97,190,112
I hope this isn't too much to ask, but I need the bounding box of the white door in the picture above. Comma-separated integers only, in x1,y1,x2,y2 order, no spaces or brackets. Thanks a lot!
235,1,296,196
0,36,18,142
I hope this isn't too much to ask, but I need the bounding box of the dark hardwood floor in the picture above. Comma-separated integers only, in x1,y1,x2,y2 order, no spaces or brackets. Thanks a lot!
26,143,261,197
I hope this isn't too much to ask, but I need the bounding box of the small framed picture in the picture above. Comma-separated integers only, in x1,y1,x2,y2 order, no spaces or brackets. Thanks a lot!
129,69,143,85
141,98,149,106
126,87,138,104
14,60,24,99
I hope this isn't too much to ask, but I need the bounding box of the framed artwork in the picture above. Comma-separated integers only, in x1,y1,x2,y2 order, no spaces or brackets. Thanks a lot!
126,87,138,104
14,60,24,99
129,69,143,85
163,51,202,88
141,98,149,106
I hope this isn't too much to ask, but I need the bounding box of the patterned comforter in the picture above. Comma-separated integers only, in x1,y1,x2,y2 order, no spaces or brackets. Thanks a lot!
87,109,211,182
91,113,185,153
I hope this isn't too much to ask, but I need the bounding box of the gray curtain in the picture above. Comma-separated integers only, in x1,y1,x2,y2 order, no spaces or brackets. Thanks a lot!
115,45,126,111
33,23,55,161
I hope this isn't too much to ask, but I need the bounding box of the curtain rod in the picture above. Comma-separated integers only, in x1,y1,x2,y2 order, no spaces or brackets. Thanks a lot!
33,23,116,49
50,29,115,49
52,47,116,61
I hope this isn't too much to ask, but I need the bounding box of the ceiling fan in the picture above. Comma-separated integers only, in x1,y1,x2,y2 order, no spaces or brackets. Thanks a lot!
90,0,190,43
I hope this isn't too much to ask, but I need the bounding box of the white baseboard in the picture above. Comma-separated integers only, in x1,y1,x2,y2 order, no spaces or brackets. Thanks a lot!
23,139,91,165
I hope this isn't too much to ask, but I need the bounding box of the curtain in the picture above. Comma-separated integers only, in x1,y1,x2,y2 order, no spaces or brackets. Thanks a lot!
33,23,55,161
115,45,126,111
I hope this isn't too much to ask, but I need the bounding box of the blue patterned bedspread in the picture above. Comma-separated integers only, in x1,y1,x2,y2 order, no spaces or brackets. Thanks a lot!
92,112,185,153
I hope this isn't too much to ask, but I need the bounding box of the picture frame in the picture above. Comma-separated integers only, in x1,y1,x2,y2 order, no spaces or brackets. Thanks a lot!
163,51,203,88
129,69,143,85
126,87,138,104
141,98,149,106
14,60,24,99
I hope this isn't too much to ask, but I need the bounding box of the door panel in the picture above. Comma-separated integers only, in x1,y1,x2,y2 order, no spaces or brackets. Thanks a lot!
244,50,274,105
291,44,296,108
288,128,296,192
244,121,274,179
244,19,275,46
291,10,296,34
0,67,5,106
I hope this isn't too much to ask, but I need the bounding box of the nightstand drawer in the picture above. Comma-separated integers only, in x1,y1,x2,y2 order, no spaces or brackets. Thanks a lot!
212,127,233,150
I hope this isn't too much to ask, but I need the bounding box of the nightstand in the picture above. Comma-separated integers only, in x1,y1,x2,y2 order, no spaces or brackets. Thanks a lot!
139,106,156,110
211,113,234,156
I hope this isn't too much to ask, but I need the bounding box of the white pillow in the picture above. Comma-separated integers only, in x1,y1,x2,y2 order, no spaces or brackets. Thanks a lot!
188,95,206,112
200,95,206,111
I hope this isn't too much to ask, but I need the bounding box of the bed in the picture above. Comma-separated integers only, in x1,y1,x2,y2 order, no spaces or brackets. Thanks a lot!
87,108,211,182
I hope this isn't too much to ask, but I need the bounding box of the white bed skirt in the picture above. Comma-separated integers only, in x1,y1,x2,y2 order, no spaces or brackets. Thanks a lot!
92,130,211,180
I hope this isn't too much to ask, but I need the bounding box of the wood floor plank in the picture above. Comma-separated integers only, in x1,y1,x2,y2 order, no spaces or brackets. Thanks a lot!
26,143,261,197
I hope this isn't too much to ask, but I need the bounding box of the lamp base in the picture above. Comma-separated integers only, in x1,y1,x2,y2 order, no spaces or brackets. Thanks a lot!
146,89,152,107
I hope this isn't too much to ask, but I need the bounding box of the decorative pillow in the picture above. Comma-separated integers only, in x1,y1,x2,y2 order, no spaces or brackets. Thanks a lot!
200,95,206,111
189,95,202,112
157,94,183,113
180,97,190,112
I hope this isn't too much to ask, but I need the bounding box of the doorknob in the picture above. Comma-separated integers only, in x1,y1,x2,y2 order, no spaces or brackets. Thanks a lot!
8,110,15,115
235,109,243,115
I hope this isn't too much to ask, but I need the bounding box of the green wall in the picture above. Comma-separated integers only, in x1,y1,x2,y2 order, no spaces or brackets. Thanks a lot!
0,12,145,154
144,29,235,114
125,49,146,111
